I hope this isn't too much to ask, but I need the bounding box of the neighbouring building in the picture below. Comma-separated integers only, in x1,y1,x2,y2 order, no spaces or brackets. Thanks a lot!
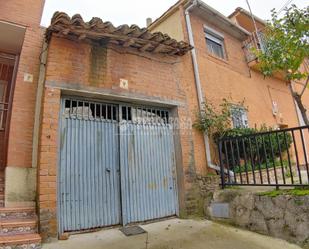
148,0,309,172
38,12,197,240
0,0,45,247
0,0,308,247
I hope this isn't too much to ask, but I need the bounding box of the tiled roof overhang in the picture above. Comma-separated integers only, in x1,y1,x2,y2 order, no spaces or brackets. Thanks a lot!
46,12,193,56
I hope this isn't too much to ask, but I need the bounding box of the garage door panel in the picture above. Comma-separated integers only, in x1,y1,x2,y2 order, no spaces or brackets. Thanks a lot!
59,99,121,234
59,98,178,234
120,122,178,225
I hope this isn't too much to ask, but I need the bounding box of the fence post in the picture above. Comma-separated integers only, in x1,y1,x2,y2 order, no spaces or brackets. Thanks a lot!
218,140,225,189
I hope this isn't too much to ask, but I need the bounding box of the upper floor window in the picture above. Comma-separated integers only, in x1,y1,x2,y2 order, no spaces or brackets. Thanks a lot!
205,27,225,59
231,106,248,128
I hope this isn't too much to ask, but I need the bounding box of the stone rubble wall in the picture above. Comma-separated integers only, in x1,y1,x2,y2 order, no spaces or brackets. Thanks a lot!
205,189,309,247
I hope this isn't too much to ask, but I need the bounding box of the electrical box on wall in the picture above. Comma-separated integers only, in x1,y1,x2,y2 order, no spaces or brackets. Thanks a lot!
272,101,278,116
120,79,129,90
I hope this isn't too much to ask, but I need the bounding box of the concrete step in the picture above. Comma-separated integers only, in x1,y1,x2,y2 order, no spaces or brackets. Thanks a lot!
0,219,37,235
0,207,36,220
0,233,41,248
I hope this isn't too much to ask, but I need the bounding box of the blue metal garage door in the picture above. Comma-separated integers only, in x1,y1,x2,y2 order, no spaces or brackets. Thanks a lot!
58,98,178,234
58,99,121,234
119,106,178,225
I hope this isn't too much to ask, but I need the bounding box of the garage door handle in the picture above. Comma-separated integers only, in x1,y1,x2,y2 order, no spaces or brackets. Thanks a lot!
106,168,111,173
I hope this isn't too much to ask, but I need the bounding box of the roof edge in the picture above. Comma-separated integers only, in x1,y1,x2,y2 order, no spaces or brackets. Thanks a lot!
228,7,266,25
46,11,192,56
149,0,250,40
195,0,250,38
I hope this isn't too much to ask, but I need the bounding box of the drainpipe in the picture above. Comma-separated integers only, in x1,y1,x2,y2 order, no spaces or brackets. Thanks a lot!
32,40,49,169
185,0,221,172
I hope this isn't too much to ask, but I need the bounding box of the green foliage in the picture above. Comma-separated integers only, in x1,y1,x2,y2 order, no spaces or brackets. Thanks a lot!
213,127,255,143
193,99,246,137
233,159,289,174
259,189,309,197
254,5,309,81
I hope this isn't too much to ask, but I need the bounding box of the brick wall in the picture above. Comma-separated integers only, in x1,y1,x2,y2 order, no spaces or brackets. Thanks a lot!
7,27,45,168
38,87,60,240
189,13,299,131
173,11,301,174
0,0,45,27
187,13,304,169
38,36,200,240
0,0,46,169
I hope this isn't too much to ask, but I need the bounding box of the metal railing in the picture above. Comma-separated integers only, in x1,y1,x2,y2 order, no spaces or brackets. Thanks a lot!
243,30,266,63
218,126,309,188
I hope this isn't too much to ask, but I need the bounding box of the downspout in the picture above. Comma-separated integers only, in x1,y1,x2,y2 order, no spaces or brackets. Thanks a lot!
32,40,49,169
185,0,221,171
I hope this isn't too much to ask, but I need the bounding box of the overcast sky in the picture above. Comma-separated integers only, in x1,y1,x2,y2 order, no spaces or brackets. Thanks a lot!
41,0,307,28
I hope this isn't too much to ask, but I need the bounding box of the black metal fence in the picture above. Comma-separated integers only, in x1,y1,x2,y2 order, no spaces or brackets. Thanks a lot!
218,126,309,188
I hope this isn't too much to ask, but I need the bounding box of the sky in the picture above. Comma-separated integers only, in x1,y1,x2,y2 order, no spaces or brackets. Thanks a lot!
41,0,308,28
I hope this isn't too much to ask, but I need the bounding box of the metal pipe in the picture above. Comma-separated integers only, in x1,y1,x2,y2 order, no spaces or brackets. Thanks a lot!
245,0,259,46
185,0,221,172
32,41,49,168
185,0,203,107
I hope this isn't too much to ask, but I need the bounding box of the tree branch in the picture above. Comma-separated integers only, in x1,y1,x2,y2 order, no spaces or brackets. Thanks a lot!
299,76,309,97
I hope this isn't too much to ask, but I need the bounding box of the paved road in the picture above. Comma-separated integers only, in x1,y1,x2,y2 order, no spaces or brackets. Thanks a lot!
43,219,301,249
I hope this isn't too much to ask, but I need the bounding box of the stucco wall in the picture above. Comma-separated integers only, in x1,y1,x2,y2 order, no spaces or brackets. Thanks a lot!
151,8,185,42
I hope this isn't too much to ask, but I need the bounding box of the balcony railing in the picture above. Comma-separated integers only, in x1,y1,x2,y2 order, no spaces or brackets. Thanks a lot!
218,126,309,188
243,30,266,63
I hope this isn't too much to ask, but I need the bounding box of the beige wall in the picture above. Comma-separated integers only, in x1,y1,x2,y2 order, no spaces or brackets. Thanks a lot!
151,8,185,42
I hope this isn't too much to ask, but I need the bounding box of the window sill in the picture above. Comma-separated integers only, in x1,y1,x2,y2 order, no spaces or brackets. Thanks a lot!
206,53,229,65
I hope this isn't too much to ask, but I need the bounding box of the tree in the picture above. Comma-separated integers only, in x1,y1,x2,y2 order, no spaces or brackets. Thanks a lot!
254,5,309,124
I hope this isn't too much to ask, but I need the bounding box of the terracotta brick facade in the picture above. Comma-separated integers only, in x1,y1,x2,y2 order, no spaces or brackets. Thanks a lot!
0,0,45,169
187,12,299,130
2,0,308,242
38,36,201,240
150,3,304,170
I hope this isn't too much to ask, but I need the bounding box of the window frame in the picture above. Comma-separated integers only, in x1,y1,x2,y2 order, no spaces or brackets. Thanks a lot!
231,106,249,129
204,26,226,60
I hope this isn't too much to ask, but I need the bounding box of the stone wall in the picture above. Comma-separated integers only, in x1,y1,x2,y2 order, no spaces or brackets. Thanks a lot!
182,175,221,217
197,175,221,197
206,189,309,247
